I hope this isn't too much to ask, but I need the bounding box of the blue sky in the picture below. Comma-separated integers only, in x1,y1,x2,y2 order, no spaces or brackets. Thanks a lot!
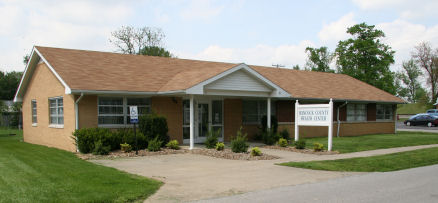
1,0,437,72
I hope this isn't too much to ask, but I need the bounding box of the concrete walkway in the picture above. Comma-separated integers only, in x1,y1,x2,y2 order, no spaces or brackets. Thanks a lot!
90,144,438,202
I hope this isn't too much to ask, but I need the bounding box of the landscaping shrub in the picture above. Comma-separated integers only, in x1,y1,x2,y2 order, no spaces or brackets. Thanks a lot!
279,128,290,140
261,115,278,133
166,140,180,150
74,128,115,153
295,139,306,149
215,142,225,151
115,128,148,150
250,147,262,156
147,136,162,152
262,129,280,145
92,140,110,155
313,143,324,151
231,127,249,153
278,138,288,147
120,143,132,152
205,129,220,149
139,113,169,146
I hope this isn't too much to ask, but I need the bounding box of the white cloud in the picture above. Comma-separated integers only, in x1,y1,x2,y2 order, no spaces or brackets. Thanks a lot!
318,12,356,45
175,40,315,68
352,0,438,20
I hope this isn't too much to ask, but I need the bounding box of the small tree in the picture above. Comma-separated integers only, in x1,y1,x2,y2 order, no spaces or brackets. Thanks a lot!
412,42,438,102
305,46,335,73
395,60,423,103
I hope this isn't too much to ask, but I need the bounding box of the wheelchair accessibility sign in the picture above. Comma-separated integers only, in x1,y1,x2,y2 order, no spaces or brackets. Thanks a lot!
130,106,138,124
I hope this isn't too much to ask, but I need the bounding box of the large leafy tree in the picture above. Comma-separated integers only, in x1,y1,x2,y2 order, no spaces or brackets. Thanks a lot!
110,26,172,57
305,46,334,73
335,23,396,94
395,60,423,103
0,71,23,100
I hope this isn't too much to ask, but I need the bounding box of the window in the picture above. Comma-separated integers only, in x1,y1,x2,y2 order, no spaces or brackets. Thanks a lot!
347,104,366,121
49,97,63,125
377,104,394,120
98,97,150,126
31,100,37,125
242,100,275,124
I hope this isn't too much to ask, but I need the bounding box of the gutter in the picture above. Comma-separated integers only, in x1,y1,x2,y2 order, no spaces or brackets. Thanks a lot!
337,101,348,138
74,93,84,152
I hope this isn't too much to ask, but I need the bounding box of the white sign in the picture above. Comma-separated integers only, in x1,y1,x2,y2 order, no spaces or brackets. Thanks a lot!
130,106,138,124
295,99,334,151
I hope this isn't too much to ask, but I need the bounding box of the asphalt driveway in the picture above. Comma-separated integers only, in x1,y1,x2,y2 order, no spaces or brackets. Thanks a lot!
91,153,354,202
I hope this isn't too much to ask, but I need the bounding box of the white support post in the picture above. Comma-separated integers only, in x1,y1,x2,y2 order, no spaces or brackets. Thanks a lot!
267,97,271,129
328,98,333,151
189,95,194,150
294,100,299,141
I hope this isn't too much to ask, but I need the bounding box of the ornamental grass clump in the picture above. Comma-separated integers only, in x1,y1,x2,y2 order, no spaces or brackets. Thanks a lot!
147,136,162,152
231,127,249,153
215,142,225,151
205,128,220,149
250,147,262,156
313,142,324,152
278,138,288,147
120,143,132,152
295,139,306,149
166,140,180,150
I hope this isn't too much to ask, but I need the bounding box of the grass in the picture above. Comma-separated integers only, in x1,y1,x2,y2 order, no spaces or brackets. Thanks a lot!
279,147,438,172
302,131,438,153
397,103,432,115
0,129,162,202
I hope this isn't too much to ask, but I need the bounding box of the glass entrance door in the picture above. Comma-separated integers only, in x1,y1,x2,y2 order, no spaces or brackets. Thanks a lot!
197,103,209,142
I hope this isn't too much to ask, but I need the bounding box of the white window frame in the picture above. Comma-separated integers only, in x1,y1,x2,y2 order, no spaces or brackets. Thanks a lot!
97,96,151,127
242,100,276,124
346,103,367,122
376,104,394,121
48,97,64,128
31,99,37,126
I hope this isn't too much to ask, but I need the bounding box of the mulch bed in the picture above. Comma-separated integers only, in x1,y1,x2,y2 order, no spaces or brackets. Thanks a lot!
77,148,279,161
189,148,279,161
262,145,339,155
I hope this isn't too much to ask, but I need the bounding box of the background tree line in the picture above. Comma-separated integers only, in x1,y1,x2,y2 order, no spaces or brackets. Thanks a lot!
300,22,437,104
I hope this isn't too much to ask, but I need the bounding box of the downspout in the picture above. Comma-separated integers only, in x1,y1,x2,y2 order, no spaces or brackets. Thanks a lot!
337,101,348,138
74,93,84,152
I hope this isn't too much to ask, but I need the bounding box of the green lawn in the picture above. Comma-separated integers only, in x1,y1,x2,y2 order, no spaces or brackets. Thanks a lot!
302,131,438,153
0,129,162,202
279,147,438,172
397,103,432,115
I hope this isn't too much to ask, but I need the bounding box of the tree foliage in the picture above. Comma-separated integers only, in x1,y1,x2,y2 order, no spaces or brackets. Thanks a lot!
395,60,423,103
412,42,438,103
335,23,396,94
110,26,172,57
0,71,23,100
305,46,334,73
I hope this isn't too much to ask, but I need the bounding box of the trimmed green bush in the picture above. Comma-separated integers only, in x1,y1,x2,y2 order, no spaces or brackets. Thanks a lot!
231,127,249,153
120,143,132,152
205,129,220,149
147,136,162,152
250,147,262,156
295,139,306,149
279,128,290,140
261,115,278,133
166,140,180,150
115,128,147,150
92,140,110,155
313,142,324,151
262,129,280,145
215,142,225,151
278,138,288,147
74,128,115,154
139,113,169,146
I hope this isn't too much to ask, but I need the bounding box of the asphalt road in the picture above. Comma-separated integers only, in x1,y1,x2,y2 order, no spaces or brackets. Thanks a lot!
397,121,438,132
197,164,438,203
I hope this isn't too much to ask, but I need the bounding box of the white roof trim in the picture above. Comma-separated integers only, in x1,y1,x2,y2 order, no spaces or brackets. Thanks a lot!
186,63,291,98
13,46,72,102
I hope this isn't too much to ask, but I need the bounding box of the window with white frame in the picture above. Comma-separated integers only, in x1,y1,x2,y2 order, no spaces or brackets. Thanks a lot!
98,97,150,126
242,100,275,124
31,100,37,125
49,97,63,125
347,104,366,121
377,104,393,120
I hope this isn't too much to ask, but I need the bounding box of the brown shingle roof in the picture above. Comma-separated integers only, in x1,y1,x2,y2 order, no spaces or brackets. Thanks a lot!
35,46,403,103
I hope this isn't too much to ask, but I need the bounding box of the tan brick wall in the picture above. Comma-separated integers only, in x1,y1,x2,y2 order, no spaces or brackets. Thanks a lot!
224,99,242,141
78,95,98,128
151,96,183,143
22,63,76,152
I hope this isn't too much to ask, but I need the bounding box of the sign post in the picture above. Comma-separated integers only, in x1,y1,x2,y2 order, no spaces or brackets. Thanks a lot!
295,99,333,151
130,106,139,155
